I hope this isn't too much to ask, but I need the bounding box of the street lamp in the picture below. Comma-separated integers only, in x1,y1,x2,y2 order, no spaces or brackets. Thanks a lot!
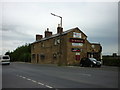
51,13,62,27
51,13,63,66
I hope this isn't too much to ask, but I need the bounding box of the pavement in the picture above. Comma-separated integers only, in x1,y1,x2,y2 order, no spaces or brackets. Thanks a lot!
1,62,119,89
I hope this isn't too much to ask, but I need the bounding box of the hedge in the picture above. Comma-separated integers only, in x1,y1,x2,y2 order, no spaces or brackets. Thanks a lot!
102,58,120,67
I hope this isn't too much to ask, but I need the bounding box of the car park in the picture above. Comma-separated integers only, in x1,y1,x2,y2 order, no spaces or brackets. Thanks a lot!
80,58,101,67
0,55,10,65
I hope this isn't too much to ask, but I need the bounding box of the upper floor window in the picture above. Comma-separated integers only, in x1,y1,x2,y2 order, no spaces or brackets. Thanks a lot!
54,38,60,45
41,42,45,47
54,39,57,45
32,45,35,50
92,45,95,48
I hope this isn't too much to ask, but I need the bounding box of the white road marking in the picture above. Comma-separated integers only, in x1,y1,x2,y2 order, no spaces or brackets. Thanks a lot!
22,76,26,79
37,82,44,85
16,75,53,88
45,85,53,88
31,80,37,83
27,78,31,81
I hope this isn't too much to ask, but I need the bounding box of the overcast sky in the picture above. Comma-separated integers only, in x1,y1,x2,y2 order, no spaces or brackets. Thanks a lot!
0,0,118,55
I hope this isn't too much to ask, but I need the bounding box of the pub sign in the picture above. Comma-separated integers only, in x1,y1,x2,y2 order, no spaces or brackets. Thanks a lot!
69,38,85,43
71,48,81,52
73,32,81,38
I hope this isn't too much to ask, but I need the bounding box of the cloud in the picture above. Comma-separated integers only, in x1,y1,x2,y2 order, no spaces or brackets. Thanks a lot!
1,24,34,54
1,2,118,55
2,24,34,41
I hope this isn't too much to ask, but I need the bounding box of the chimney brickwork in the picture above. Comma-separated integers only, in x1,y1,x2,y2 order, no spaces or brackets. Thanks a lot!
57,24,63,34
36,34,43,41
45,28,52,37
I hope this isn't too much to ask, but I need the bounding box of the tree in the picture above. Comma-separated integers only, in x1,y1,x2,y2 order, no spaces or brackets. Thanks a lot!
5,43,31,62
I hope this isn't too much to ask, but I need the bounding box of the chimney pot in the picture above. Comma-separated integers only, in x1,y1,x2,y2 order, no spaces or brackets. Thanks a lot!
58,24,61,27
47,28,49,31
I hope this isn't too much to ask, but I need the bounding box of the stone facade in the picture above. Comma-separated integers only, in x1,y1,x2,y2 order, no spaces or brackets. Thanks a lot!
31,26,102,65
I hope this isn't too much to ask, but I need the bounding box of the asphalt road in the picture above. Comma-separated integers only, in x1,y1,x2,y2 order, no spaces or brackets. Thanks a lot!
2,62,119,89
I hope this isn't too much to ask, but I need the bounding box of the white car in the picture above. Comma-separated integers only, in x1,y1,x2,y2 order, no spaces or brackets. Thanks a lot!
0,55,10,65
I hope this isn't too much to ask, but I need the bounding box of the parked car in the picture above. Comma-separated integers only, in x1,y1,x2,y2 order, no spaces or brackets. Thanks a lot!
0,55,10,65
80,58,101,67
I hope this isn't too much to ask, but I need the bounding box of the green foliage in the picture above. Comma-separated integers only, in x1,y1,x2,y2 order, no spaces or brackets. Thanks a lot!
5,43,31,62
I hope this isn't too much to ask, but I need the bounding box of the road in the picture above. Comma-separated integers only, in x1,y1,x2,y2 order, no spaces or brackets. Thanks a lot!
2,62,119,89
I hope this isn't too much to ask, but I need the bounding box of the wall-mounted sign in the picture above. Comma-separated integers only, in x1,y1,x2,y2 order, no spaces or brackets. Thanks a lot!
71,48,81,52
72,43,83,46
69,38,85,43
73,32,81,38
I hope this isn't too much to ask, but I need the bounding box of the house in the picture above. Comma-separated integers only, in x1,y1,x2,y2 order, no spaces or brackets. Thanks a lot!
31,25,102,65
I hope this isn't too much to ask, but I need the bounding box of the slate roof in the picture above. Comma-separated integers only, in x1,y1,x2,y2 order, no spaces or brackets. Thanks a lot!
32,27,87,44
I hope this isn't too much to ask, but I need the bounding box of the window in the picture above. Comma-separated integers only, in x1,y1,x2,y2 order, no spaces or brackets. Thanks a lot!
41,42,45,47
57,38,60,44
54,39,57,45
53,53,57,59
32,45,35,50
54,38,60,45
32,54,36,60
92,45,95,48
3,56,9,59
40,54,45,60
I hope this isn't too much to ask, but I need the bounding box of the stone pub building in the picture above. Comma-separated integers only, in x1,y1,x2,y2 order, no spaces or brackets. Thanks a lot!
31,25,102,65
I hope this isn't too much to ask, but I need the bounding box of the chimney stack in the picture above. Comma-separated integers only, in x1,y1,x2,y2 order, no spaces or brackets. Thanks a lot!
36,34,43,41
57,24,63,34
45,28,52,38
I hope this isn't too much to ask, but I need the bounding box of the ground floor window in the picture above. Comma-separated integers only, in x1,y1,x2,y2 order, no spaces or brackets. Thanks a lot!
40,54,45,60
32,54,36,60
53,53,57,59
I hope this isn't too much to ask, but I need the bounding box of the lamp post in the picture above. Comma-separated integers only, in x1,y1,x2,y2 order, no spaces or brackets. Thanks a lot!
51,13,63,66
51,13,62,27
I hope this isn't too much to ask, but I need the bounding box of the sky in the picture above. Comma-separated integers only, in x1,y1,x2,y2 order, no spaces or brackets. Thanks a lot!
0,0,119,55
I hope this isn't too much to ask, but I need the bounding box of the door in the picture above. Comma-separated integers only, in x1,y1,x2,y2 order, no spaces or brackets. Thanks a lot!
37,54,39,63
75,53,80,60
